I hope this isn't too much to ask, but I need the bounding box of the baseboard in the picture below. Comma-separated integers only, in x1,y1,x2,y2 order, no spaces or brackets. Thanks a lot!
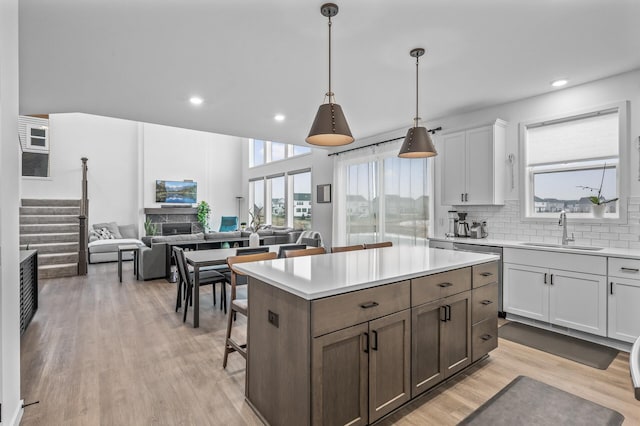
505,314,633,352
7,399,24,426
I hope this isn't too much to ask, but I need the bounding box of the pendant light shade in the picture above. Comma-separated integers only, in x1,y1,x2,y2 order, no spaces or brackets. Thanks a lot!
398,48,437,158
306,3,354,147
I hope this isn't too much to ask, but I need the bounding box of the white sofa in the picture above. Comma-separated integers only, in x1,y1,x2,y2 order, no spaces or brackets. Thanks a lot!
88,222,145,263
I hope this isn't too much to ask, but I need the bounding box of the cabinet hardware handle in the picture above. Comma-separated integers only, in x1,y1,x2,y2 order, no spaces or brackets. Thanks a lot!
610,281,614,295
437,282,453,288
461,193,464,202
480,272,493,277
360,301,379,309
363,332,369,353
481,300,493,305
550,274,554,285
620,267,640,273
446,305,452,321
544,273,547,284
481,334,492,341
372,330,378,351
465,193,469,202
440,306,447,322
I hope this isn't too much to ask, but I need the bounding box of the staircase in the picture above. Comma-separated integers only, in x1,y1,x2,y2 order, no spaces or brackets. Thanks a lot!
20,199,81,279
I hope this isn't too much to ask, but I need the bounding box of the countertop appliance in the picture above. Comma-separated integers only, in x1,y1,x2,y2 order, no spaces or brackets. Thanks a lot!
429,239,504,317
455,212,470,237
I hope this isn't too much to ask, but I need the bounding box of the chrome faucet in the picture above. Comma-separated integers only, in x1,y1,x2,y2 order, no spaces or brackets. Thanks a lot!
559,210,574,245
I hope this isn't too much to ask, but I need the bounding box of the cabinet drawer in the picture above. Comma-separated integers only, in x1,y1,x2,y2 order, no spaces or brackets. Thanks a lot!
472,282,498,324
412,267,471,306
472,318,498,362
473,262,498,288
311,281,410,337
608,257,640,279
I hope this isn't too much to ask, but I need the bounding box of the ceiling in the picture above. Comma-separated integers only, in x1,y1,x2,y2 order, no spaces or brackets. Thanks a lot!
19,0,640,148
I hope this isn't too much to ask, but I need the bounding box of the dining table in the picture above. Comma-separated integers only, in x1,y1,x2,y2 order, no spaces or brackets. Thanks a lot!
182,244,286,328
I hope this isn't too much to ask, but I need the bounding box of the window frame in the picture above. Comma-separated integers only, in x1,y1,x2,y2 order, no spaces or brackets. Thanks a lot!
249,139,311,168
519,101,629,223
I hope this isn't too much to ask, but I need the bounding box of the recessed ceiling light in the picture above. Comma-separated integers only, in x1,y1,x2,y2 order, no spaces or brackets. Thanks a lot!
551,79,568,88
274,114,285,122
189,96,203,105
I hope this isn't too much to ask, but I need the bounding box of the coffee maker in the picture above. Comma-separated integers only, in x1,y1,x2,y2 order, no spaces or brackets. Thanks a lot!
454,212,470,238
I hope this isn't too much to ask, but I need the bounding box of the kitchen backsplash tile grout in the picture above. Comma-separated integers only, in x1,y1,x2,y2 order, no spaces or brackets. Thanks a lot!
450,198,640,248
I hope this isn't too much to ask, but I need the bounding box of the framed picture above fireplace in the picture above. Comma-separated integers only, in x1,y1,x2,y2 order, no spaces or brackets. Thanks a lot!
156,180,197,204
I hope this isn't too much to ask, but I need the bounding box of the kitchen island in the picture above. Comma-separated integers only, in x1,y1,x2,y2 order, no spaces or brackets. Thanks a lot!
235,246,500,426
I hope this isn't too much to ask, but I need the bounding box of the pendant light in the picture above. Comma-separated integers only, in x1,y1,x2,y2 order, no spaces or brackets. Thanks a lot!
398,48,437,158
306,3,354,147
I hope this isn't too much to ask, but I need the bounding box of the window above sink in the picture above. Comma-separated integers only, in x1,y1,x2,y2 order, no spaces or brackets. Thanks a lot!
520,101,630,223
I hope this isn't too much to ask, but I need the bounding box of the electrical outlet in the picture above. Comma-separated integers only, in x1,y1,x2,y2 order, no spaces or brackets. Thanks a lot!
268,310,279,328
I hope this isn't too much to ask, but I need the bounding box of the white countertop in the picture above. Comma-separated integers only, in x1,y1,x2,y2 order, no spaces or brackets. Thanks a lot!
234,246,499,300
429,236,640,259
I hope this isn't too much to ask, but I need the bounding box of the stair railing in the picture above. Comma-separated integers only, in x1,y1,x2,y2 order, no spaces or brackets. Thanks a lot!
78,157,89,275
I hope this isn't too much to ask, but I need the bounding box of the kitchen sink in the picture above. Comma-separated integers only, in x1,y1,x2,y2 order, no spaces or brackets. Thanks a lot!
521,242,604,251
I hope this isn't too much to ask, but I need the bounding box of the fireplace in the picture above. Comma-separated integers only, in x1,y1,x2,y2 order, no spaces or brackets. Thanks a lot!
162,222,192,236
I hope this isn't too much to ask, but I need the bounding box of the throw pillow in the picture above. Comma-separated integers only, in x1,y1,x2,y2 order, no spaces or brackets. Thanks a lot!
97,227,115,240
118,224,137,239
89,229,100,243
92,222,122,239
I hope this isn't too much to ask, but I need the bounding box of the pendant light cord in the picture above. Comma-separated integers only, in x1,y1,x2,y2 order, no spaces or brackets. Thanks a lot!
414,54,419,128
328,16,333,103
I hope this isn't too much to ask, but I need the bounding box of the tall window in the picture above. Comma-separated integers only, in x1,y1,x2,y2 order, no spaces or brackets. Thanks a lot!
522,103,627,220
333,142,432,246
268,175,286,226
289,171,312,230
250,139,311,167
249,170,312,229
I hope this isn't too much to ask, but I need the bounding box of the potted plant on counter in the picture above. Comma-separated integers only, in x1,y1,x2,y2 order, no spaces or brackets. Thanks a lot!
578,163,618,218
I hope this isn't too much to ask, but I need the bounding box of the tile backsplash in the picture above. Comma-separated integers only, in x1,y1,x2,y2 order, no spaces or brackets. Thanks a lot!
452,198,640,249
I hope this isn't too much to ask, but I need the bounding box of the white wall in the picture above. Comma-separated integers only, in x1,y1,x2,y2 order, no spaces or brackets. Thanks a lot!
432,69,640,238
0,0,23,423
142,123,244,232
20,114,246,235
21,113,140,226
244,145,335,248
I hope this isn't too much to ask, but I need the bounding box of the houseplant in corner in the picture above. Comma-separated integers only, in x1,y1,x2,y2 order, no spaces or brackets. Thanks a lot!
197,201,211,232
579,164,618,218
144,218,158,236
248,205,263,247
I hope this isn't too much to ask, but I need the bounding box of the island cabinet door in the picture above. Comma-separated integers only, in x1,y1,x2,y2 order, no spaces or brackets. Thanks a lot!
312,323,369,426
368,310,411,423
442,291,472,378
411,299,445,398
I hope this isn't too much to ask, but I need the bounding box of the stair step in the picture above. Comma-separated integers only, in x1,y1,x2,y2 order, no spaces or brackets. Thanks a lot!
20,242,79,254
39,263,78,279
39,252,79,266
20,215,79,225
20,232,79,245
20,206,80,216
21,199,81,207
20,223,79,234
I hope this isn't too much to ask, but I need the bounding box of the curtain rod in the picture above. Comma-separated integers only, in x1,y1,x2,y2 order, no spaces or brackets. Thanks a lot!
327,126,442,157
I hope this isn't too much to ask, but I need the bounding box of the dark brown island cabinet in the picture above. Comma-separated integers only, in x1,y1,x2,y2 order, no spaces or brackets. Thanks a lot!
244,255,499,426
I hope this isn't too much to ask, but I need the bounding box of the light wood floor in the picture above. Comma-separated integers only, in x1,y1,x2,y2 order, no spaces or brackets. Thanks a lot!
20,262,640,425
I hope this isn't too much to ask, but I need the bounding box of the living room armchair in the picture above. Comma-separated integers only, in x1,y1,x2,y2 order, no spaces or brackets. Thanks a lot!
138,243,166,280
219,216,239,232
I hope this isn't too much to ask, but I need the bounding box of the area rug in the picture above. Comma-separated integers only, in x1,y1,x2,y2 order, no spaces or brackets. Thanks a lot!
458,376,624,425
498,322,618,369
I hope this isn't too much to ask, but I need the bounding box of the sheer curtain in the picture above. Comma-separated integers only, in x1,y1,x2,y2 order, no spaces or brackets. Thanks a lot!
332,141,431,246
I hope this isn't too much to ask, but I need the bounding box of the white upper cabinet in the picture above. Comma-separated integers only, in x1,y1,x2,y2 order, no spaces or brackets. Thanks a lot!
440,119,507,205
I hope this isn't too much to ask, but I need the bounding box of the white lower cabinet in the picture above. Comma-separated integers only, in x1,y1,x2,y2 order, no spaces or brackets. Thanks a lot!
503,248,607,337
607,257,640,343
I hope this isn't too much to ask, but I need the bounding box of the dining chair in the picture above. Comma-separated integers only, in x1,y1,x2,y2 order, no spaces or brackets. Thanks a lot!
284,247,326,258
277,244,307,258
223,251,277,368
364,241,393,249
173,247,227,323
331,244,365,253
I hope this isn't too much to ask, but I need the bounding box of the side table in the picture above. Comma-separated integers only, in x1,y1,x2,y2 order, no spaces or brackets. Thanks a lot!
118,244,140,283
